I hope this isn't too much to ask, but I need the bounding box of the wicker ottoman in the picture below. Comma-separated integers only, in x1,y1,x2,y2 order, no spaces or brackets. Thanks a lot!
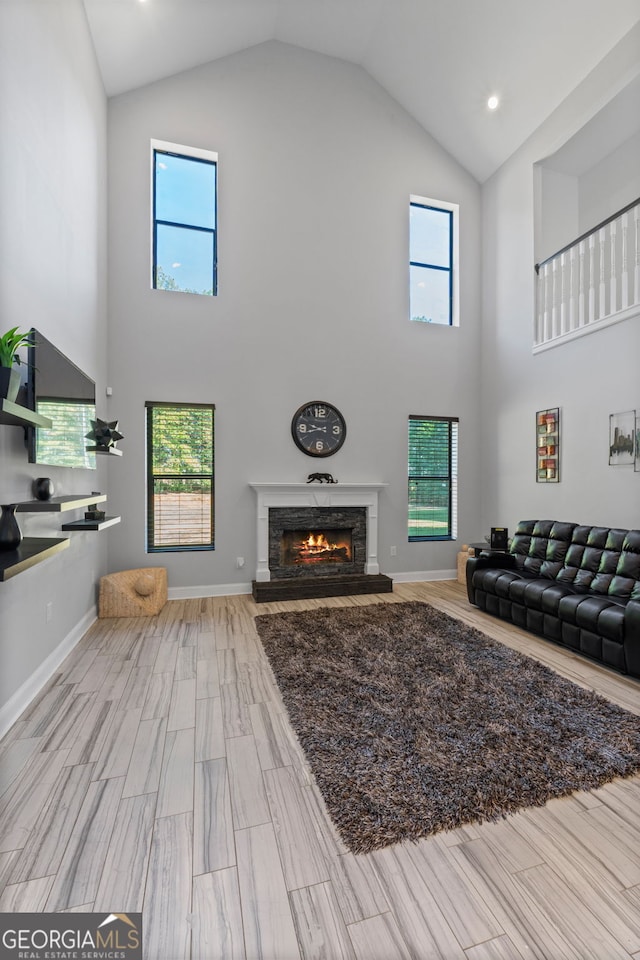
98,567,167,618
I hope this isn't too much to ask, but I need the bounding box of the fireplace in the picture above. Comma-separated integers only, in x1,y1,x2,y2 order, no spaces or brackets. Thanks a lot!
249,483,392,600
269,506,365,580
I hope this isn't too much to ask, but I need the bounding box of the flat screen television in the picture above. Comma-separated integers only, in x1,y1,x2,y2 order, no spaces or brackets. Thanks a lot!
27,328,96,469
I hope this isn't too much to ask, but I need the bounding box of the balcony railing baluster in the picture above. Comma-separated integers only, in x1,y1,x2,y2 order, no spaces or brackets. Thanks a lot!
635,204,640,305
621,212,629,310
535,197,640,350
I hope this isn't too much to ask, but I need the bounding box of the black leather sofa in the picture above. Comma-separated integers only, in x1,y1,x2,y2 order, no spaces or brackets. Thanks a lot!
466,519,640,679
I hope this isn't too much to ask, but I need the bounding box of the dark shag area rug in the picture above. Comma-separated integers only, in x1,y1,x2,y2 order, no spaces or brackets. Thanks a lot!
254,601,640,853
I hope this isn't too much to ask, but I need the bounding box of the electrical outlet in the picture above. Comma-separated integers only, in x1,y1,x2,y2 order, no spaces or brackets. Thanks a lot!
236,557,245,568
390,545,397,557
46,601,54,623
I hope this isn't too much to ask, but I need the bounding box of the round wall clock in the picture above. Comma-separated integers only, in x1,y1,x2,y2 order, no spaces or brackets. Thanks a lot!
291,401,347,457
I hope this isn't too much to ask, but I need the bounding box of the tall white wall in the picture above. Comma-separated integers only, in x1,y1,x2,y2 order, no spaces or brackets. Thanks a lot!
579,130,640,232
0,0,108,722
106,41,482,591
481,25,640,538
536,168,579,264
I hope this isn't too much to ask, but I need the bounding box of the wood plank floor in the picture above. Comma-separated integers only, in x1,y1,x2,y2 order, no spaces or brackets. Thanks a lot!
1,581,639,959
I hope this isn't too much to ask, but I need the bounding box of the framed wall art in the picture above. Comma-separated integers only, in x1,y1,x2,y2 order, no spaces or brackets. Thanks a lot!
609,410,635,466
635,415,640,472
536,407,560,482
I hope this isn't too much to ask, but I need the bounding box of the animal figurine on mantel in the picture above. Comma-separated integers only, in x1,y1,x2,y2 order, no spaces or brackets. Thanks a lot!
307,472,337,483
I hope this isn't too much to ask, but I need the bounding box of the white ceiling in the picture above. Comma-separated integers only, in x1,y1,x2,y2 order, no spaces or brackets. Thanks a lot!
82,0,640,182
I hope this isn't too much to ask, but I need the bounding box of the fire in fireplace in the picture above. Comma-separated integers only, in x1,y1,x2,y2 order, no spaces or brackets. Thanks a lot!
281,528,353,567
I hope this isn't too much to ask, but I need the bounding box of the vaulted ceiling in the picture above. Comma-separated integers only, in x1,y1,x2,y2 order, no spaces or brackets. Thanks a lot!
82,0,640,182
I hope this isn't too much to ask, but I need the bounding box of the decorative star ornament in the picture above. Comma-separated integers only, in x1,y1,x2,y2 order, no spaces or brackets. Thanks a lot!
86,418,124,449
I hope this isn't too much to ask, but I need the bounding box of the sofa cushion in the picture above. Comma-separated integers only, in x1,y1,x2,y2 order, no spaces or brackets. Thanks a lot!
539,583,576,615
605,529,628,550
557,594,588,625
555,594,625,642
471,568,520,599
507,576,531,604
622,529,640,554
616,532,640,595
520,580,552,611
590,573,615,594
548,525,631,591
510,520,578,578
586,526,611,548
574,596,625,643
609,575,638,598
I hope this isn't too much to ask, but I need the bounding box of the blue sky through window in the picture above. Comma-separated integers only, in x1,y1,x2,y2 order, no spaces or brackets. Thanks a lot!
410,205,450,267
409,265,450,324
154,149,216,295
409,202,452,324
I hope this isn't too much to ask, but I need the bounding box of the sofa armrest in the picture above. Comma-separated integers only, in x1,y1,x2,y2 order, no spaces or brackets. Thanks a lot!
623,599,640,679
466,552,516,604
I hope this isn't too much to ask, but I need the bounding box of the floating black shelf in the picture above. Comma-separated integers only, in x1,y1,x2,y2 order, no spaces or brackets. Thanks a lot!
86,445,123,456
0,537,69,581
0,398,52,428
16,494,108,513
61,516,121,532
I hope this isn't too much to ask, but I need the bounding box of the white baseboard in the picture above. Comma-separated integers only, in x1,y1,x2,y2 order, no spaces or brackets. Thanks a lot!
168,582,252,600
166,571,457,601
0,606,97,740
391,569,457,583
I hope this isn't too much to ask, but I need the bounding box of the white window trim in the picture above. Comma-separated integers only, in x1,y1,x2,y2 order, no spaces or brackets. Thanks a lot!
410,193,460,327
150,138,218,293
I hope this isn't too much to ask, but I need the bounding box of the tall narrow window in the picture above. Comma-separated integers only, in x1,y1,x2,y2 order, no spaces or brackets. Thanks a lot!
152,139,217,295
409,196,458,325
146,402,215,552
408,416,458,541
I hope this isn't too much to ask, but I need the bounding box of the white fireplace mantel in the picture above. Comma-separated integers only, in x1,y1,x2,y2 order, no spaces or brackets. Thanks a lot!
249,482,387,582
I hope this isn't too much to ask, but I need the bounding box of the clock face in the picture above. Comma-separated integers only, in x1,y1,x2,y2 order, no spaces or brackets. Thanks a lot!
291,401,346,457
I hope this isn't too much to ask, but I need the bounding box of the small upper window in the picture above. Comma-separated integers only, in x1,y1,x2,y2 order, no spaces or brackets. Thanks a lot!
152,140,217,296
409,196,458,325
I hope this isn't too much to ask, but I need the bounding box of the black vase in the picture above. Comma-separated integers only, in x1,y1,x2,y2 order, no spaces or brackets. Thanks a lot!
0,366,20,403
0,504,22,551
34,477,55,501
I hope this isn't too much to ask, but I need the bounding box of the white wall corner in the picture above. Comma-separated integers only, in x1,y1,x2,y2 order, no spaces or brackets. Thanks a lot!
0,606,97,740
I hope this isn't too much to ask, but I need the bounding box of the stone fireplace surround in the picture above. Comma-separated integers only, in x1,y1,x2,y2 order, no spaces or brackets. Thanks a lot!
249,483,387,583
269,506,366,579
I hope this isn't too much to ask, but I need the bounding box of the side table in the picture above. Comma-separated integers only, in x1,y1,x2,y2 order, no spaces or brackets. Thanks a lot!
468,543,508,558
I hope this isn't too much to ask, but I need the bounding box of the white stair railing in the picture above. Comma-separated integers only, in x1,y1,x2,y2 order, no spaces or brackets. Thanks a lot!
535,197,640,350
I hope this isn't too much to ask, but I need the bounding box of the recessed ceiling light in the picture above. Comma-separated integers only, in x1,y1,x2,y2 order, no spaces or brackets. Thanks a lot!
487,95,500,111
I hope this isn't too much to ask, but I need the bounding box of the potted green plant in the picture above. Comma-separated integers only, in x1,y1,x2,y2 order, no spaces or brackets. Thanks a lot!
0,326,34,403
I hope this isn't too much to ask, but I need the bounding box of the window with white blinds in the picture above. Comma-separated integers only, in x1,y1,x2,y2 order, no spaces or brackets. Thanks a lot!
35,400,96,469
408,416,458,541
146,402,215,552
